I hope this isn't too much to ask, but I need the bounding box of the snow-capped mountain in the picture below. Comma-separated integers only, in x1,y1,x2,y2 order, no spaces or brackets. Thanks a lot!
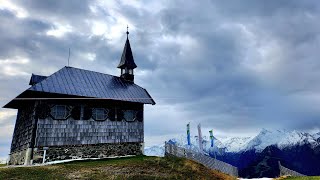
243,129,319,152
219,136,252,152
146,129,320,155
144,144,165,157
144,134,226,157
147,129,320,177
166,134,225,153
314,132,320,140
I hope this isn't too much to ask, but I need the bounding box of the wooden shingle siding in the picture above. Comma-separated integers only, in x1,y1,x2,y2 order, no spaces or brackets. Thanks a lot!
10,104,36,152
35,118,144,147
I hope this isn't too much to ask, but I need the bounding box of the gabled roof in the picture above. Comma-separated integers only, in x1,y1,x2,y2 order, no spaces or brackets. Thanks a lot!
117,38,137,69
4,66,155,108
29,74,47,85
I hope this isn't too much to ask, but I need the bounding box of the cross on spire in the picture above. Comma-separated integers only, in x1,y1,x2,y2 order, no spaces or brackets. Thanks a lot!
126,25,129,39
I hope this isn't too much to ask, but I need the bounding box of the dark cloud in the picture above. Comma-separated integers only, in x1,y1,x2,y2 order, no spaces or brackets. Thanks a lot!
0,0,320,158
134,0,320,135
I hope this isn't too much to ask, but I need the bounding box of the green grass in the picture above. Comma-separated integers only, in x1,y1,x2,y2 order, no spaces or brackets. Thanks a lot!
0,155,236,180
0,164,6,167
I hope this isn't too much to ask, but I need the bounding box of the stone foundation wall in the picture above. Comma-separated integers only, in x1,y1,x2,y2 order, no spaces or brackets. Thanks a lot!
33,142,142,163
9,149,28,165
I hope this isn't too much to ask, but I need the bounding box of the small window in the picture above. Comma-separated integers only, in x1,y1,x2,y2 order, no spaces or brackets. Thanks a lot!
121,68,125,74
128,69,133,75
50,105,70,120
123,110,137,122
92,108,108,121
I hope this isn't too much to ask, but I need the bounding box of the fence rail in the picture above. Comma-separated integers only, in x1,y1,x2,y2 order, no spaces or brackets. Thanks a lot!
165,142,238,177
278,161,306,177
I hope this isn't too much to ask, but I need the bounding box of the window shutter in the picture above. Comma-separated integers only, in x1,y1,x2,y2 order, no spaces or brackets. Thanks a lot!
83,107,92,120
71,106,81,120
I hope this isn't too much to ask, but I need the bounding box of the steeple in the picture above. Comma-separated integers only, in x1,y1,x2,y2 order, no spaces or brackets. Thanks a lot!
117,26,137,82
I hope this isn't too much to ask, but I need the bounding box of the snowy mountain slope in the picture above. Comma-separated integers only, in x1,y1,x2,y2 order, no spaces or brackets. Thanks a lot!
145,129,320,157
167,134,225,153
144,144,165,157
153,129,320,177
219,136,252,152
167,134,251,153
144,135,219,157
243,129,319,152
314,132,320,140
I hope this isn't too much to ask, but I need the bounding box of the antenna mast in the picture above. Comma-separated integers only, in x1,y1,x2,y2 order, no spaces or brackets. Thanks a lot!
68,48,71,66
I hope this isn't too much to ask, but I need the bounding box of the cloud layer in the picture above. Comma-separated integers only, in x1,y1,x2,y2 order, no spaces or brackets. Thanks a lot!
1,0,320,158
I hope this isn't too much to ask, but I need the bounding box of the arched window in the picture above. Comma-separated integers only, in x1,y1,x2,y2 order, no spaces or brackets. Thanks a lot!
128,69,133,75
50,105,70,120
92,108,108,121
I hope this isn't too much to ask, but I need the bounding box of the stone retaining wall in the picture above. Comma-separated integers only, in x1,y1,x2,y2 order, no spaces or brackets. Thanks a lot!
33,142,142,163
8,149,28,165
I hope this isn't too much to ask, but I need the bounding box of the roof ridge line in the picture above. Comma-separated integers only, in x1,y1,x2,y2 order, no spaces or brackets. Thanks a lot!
65,66,124,80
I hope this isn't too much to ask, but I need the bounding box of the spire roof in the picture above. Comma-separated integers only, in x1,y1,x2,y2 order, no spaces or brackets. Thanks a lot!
117,26,137,69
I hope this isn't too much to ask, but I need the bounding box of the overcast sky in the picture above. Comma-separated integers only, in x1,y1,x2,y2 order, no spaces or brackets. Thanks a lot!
1,0,320,159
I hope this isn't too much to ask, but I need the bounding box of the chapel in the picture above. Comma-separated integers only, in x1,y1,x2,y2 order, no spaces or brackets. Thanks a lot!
3,29,155,165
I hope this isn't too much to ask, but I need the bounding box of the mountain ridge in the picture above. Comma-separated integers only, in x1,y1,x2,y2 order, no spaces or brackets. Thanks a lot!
144,129,320,156
144,129,320,177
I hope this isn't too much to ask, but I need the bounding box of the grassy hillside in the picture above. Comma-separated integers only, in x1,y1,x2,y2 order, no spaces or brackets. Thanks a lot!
0,156,236,180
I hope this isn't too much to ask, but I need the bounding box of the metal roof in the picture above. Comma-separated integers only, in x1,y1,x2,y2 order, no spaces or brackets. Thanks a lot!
4,66,155,108
29,74,47,85
117,38,137,69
